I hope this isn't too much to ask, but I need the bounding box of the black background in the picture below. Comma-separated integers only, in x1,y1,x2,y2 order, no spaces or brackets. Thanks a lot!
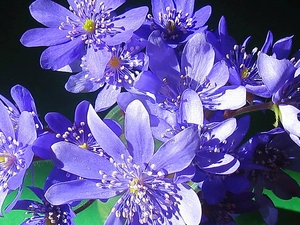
0,0,299,122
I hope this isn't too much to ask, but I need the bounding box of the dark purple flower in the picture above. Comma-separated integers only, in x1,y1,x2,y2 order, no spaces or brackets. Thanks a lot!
21,0,148,70
191,116,252,205
33,100,121,159
247,128,300,200
45,100,201,224
11,168,76,225
208,17,294,98
0,102,37,216
146,0,211,46
199,191,259,225
11,186,75,225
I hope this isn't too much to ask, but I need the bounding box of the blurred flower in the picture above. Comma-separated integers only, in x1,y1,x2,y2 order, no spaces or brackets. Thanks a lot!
0,84,43,134
0,102,37,215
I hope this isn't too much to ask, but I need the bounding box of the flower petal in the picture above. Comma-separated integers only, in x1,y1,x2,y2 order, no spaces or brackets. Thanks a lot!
147,30,180,84
29,0,77,27
95,85,121,112
179,89,203,126
87,105,129,162
86,47,111,78
0,100,15,138
279,104,300,143
51,141,114,179
45,112,72,134
45,179,118,205
40,38,84,70
125,100,154,166
20,28,69,47
192,5,212,28
16,111,37,146
148,126,200,174
272,35,293,59
175,183,202,225
257,52,295,94
65,71,100,93
181,32,214,85
204,85,246,110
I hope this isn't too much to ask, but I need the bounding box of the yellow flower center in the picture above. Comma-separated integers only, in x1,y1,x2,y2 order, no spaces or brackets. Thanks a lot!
109,56,121,69
129,178,139,195
79,143,88,150
0,153,14,168
83,19,95,33
241,67,249,79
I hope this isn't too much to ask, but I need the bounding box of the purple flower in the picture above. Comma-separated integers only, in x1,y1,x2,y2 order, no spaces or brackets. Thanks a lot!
116,31,245,141
65,36,149,111
21,0,148,70
0,102,37,216
146,31,246,111
146,0,211,46
45,100,201,224
11,186,75,225
11,168,76,225
199,191,259,225
257,53,300,145
208,17,294,98
0,84,43,134
33,100,121,159
247,128,300,200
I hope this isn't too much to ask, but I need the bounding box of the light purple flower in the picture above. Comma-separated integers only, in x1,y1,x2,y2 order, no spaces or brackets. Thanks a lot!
257,52,300,145
0,102,37,216
21,0,148,70
65,36,149,111
0,84,43,134
45,100,201,224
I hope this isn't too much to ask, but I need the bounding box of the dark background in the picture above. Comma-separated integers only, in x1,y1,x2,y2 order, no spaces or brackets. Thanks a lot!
0,0,299,122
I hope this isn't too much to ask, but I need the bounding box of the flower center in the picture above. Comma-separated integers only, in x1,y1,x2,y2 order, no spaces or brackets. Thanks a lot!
79,143,88,149
83,19,95,33
129,178,139,195
109,56,121,69
241,67,249,79
148,7,195,41
0,152,15,169
253,145,289,170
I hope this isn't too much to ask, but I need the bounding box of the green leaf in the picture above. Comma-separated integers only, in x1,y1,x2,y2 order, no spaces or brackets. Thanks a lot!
104,104,124,127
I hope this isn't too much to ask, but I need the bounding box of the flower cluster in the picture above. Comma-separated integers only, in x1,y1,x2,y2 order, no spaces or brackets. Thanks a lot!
1,0,300,224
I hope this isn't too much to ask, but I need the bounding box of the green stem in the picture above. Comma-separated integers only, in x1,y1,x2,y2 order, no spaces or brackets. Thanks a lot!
224,101,274,118
74,200,95,214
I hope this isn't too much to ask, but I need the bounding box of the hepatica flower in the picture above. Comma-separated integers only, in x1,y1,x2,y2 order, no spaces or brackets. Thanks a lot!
11,186,76,225
146,0,211,46
33,100,121,159
0,84,42,134
0,102,37,215
65,36,149,111
257,53,300,145
21,0,148,70
45,100,201,224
